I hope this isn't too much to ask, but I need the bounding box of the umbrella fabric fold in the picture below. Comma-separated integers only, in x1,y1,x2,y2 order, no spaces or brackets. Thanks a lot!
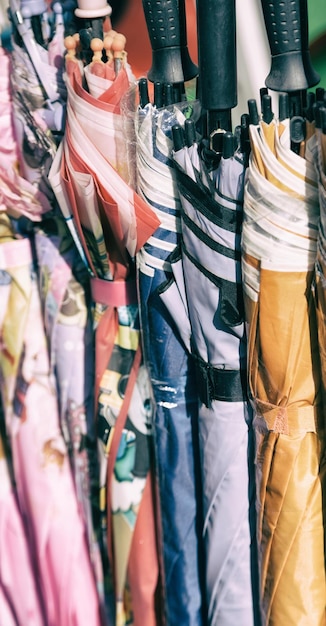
0,416,44,626
126,87,205,626
9,15,65,198
314,125,326,405
0,47,19,168
0,221,102,626
0,46,53,221
171,135,256,626
34,215,106,609
242,114,326,625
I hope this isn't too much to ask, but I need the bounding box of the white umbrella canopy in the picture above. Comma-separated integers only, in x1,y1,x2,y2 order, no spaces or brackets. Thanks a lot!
169,117,257,626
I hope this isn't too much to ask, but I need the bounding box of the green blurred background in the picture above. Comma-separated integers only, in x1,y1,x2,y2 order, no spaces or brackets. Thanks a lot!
309,0,326,87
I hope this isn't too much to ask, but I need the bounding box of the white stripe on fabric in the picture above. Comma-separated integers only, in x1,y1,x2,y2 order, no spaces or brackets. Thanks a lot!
65,98,137,257
137,251,155,277
242,258,260,293
137,189,181,233
136,138,173,180
244,165,320,244
181,196,237,249
138,248,172,272
246,158,319,225
276,121,318,184
137,171,180,212
136,153,180,206
242,218,317,269
146,236,177,252
250,123,319,200
243,193,318,248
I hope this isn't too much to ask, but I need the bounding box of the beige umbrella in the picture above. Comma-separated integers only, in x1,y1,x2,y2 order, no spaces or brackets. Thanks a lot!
242,99,325,624
241,1,326,620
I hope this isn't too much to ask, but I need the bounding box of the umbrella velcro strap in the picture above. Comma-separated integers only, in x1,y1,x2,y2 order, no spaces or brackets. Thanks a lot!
192,351,246,408
91,277,137,306
254,401,319,435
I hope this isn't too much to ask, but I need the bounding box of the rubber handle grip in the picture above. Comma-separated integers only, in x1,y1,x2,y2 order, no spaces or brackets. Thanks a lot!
142,0,197,83
197,0,237,112
142,0,180,50
261,0,319,91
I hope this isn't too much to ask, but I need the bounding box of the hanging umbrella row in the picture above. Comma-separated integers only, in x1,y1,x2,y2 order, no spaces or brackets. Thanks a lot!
132,1,259,624
0,6,107,624
1,0,326,625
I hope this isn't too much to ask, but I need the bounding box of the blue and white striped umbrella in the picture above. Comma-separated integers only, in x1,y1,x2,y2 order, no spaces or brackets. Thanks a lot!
128,86,205,626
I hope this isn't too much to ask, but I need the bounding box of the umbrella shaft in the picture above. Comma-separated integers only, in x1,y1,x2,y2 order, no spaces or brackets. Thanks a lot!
196,0,237,113
288,90,306,117
207,109,232,136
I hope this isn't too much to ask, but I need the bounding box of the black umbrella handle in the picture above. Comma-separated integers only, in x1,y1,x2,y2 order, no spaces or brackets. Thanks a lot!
261,0,319,93
197,0,237,134
142,0,198,84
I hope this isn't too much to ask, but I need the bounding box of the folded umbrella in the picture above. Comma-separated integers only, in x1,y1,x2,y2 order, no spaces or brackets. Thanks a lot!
0,214,102,626
1,9,106,615
314,109,326,408
133,1,206,622
134,90,205,626
242,3,325,621
170,130,257,626
49,14,162,623
8,0,66,195
162,1,258,623
33,214,106,612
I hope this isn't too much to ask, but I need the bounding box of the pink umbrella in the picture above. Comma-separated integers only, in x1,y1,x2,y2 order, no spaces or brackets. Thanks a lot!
0,227,102,626
0,421,44,626
0,32,102,625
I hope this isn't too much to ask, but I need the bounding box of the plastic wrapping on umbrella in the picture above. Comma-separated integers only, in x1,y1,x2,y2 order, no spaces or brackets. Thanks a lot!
121,82,206,626
169,125,257,625
242,107,326,625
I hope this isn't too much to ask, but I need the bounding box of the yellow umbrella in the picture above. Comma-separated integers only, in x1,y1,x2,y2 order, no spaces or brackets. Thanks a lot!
242,102,325,624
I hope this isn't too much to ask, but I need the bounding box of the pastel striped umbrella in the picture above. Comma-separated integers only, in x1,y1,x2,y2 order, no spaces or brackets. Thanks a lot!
49,27,162,624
